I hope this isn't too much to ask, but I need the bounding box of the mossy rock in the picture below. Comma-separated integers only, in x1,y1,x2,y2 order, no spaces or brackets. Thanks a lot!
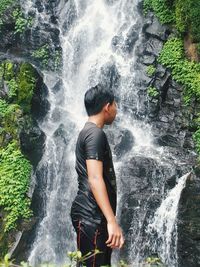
0,60,38,113
17,63,37,113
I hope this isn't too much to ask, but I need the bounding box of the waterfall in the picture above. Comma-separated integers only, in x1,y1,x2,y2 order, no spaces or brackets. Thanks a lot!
146,172,191,267
18,0,193,266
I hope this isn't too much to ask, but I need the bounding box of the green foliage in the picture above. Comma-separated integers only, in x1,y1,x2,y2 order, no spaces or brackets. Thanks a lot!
2,61,15,81
31,45,62,70
175,0,200,42
0,100,9,117
144,0,200,42
0,61,36,235
143,0,175,24
147,86,159,98
17,63,37,113
0,250,101,267
174,0,188,33
145,256,165,266
0,142,33,232
0,252,166,267
158,37,200,157
6,78,18,98
189,1,200,42
12,8,33,34
197,43,200,56
67,249,101,267
0,99,22,144
158,38,200,102
0,61,37,113
193,129,200,155
146,65,156,76
0,0,15,16
0,254,14,267
32,45,50,67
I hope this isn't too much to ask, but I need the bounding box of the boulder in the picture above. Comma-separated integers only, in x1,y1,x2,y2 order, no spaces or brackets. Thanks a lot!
177,169,200,267
144,15,170,41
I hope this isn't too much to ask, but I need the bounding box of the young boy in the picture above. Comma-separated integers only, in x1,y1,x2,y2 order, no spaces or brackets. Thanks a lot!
70,84,124,267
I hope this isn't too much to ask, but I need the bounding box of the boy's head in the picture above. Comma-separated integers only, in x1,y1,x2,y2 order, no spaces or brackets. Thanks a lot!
84,84,117,124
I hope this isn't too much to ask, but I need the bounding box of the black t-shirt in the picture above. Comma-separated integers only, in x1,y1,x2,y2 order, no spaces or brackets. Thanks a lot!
70,121,117,225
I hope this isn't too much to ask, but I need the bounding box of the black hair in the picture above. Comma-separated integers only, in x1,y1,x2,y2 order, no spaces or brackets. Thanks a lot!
84,84,114,116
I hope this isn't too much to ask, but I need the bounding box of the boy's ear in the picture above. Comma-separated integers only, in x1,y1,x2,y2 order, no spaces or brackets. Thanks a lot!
104,103,110,113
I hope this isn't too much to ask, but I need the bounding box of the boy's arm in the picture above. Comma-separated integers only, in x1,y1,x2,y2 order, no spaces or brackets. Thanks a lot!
86,159,124,249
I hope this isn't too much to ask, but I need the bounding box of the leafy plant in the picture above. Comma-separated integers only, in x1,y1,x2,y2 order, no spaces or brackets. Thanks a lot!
143,0,175,24
0,100,9,117
0,141,33,232
175,0,200,42
0,61,37,113
12,8,33,34
147,86,159,98
6,78,19,98
0,254,14,267
146,65,156,76
0,0,15,16
158,38,200,158
32,45,50,67
68,249,102,267
0,250,101,267
17,63,37,113
193,129,200,155
158,38,200,103
145,256,165,266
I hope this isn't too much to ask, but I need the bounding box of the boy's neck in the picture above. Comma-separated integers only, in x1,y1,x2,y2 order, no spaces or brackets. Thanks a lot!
88,115,104,129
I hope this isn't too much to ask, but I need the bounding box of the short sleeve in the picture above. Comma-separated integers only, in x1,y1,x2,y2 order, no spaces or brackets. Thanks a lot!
84,129,105,161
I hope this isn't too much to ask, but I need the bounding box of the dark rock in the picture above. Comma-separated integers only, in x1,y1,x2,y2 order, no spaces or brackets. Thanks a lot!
99,61,120,93
20,118,46,167
147,97,160,118
178,172,200,267
111,35,123,52
139,54,156,65
31,72,50,120
53,123,71,145
123,25,139,53
9,217,38,263
114,129,135,159
135,63,153,87
154,69,171,103
144,16,170,41
51,78,63,93
142,12,154,32
0,4,19,51
60,0,77,34
144,38,163,57
136,0,145,15
155,134,180,147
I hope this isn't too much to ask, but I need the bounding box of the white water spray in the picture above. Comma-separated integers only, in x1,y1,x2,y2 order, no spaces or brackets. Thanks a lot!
146,172,191,267
17,1,192,266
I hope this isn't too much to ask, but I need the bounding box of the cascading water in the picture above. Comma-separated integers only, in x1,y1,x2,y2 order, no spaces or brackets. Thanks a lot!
146,172,191,267
18,1,193,266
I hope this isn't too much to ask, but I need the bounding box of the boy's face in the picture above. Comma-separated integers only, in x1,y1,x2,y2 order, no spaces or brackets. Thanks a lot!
105,100,117,125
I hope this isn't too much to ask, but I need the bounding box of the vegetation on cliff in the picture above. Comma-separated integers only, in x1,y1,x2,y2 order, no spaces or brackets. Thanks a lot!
0,60,38,256
144,0,200,159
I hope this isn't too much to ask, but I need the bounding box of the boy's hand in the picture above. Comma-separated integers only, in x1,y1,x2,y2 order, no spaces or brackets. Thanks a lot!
106,221,125,249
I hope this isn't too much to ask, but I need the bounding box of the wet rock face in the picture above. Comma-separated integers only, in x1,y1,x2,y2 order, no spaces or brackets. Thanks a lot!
0,1,52,257
178,169,200,267
134,11,195,153
20,118,46,167
117,10,199,265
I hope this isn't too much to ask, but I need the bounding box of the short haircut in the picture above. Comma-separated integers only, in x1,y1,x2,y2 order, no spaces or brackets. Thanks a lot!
84,84,114,116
